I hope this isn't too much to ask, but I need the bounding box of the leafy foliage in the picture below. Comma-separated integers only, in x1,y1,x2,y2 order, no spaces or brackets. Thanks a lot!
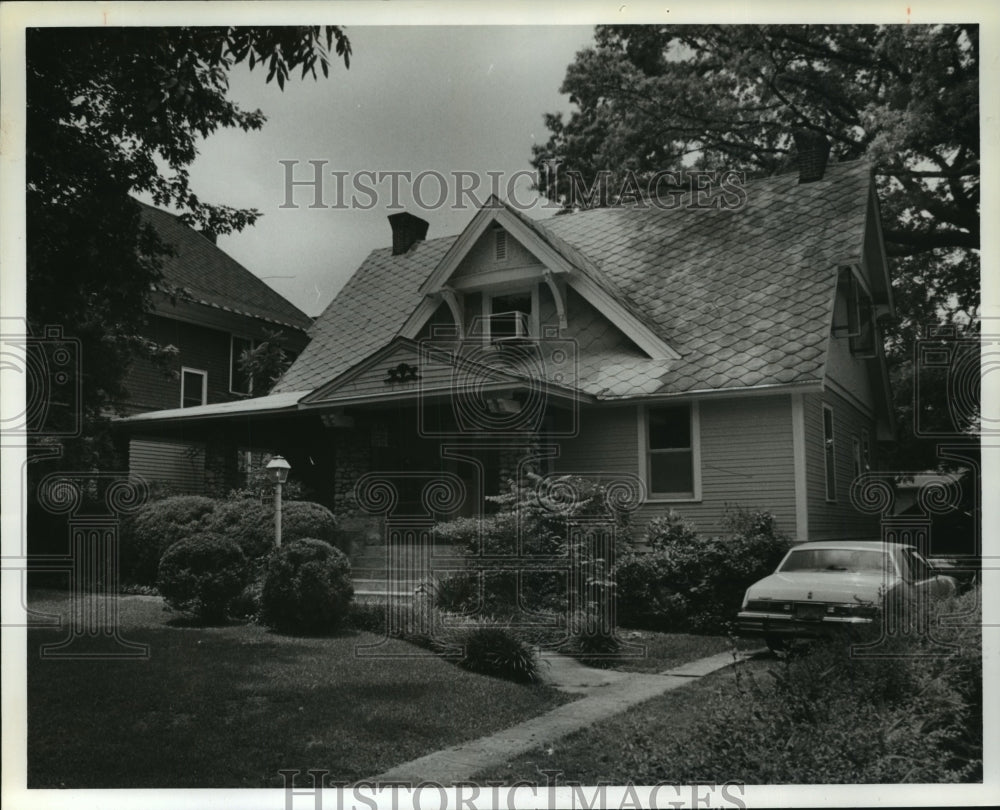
123,495,218,585
651,590,982,783
156,534,249,622
205,498,339,560
534,25,980,472
615,507,790,632
26,27,350,468
447,624,541,684
261,539,354,634
236,329,293,396
434,474,633,616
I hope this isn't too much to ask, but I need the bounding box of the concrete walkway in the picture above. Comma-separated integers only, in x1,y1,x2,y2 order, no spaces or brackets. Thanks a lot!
371,648,761,785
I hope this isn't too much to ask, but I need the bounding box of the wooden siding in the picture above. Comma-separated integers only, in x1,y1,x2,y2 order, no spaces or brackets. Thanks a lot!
826,278,875,411
129,438,206,494
123,313,307,415
554,397,797,539
452,226,544,280
803,390,881,540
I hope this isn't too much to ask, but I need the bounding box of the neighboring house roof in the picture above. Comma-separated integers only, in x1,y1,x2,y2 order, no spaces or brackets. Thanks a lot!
138,201,313,332
276,160,877,400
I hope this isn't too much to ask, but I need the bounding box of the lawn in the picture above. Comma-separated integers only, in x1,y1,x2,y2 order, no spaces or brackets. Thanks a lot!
473,658,773,784
26,590,575,788
597,629,761,673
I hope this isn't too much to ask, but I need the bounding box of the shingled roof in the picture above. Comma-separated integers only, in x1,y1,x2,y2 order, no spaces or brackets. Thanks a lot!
139,201,313,332
277,159,877,398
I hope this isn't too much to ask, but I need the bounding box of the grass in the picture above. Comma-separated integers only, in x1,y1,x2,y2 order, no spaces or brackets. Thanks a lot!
592,629,761,673
473,658,774,784
26,590,574,788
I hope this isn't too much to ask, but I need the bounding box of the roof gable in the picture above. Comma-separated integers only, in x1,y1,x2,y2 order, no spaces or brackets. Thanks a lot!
277,160,883,401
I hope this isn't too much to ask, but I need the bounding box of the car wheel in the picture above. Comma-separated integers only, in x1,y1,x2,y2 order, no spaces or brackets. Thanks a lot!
765,635,788,654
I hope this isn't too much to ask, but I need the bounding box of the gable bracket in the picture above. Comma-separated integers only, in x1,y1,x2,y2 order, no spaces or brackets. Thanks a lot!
439,287,465,335
542,272,568,330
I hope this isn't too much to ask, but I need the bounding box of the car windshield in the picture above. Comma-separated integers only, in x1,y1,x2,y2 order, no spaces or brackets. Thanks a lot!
779,548,891,574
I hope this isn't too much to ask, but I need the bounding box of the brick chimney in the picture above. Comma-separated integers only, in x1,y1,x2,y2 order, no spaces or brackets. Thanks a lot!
388,212,429,255
793,129,831,183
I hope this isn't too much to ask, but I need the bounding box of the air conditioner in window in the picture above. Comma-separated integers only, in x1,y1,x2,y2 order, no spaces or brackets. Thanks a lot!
490,310,531,343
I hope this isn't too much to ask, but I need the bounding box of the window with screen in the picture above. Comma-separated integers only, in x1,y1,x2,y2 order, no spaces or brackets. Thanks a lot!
824,405,836,501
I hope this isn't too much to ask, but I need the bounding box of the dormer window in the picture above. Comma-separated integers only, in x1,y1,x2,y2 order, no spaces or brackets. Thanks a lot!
489,291,532,342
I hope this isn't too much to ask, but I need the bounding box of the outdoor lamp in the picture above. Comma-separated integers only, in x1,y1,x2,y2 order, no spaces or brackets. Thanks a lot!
265,456,291,546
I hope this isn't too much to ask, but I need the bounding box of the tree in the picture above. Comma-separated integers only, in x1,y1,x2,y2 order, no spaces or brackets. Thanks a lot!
533,24,979,472
26,26,351,468
237,329,292,396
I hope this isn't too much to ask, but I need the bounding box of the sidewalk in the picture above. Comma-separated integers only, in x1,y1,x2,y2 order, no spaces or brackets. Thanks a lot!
371,649,760,785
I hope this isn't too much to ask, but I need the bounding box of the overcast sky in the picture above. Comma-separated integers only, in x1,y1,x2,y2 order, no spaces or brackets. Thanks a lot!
164,26,596,317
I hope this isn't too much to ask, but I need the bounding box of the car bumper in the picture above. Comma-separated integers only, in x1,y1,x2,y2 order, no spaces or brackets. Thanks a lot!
737,611,874,638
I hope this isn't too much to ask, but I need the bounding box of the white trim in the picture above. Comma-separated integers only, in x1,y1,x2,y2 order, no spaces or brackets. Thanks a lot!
569,274,678,360
637,401,701,503
822,402,837,503
180,366,207,408
791,393,809,542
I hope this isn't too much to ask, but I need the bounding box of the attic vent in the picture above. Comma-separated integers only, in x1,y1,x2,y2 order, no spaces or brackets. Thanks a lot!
495,229,508,262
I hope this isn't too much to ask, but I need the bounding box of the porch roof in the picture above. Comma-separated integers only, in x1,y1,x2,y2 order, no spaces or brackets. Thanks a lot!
118,390,309,424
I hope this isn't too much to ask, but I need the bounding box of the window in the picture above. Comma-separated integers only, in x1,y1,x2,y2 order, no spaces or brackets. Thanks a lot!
489,292,532,342
230,335,256,395
823,404,836,501
646,404,696,498
833,267,878,358
852,436,862,479
861,429,872,472
181,368,207,408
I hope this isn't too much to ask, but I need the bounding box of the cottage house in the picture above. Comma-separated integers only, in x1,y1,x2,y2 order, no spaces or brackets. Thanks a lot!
120,151,894,542
123,202,313,493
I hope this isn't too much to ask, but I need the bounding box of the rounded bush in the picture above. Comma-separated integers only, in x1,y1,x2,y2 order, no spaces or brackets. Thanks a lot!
123,496,217,585
282,501,339,547
156,533,248,622
206,499,339,560
203,499,273,559
261,539,354,634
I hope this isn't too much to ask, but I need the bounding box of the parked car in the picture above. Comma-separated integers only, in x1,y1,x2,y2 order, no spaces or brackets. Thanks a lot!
738,540,959,652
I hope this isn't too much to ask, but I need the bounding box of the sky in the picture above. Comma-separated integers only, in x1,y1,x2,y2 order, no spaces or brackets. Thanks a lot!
165,26,597,318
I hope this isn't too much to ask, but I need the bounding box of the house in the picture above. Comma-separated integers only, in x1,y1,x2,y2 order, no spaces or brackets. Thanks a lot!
119,147,895,542
123,202,313,494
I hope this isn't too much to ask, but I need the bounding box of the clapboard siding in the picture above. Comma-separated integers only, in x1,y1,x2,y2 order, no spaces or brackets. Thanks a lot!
803,390,881,539
553,404,639,474
124,316,238,414
555,397,797,538
129,439,206,494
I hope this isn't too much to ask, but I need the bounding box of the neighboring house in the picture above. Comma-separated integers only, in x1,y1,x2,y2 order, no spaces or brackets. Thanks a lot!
120,147,895,541
123,201,312,493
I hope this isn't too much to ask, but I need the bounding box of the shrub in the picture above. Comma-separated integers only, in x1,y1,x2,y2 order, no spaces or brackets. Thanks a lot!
644,510,699,550
261,539,354,634
123,496,218,585
614,507,790,632
203,499,274,560
349,601,389,634
433,474,634,617
206,499,339,560
450,624,540,683
156,533,248,622
650,590,983,783
282,501,338,547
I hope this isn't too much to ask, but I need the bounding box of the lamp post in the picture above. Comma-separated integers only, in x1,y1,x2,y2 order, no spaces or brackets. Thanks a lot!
265,455,291,547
